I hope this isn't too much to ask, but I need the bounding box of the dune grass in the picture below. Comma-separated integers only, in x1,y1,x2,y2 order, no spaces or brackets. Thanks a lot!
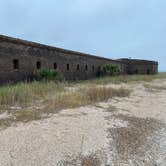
0,84,129,128
144,83,166,92
0,73,165,128
0,81,65,108
76,72,166,85
0,73,164,108
45,86,130,113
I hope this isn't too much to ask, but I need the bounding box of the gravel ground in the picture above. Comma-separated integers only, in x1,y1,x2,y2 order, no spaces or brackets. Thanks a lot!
0,79,166,166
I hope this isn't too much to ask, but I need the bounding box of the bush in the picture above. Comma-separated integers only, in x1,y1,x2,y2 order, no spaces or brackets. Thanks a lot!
38,69,63,81
100,64,120,76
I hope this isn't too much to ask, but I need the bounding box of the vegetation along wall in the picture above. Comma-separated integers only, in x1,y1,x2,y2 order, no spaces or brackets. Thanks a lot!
0,35,158,84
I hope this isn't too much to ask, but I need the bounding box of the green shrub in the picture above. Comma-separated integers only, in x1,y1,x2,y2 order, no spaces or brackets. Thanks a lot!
99,64,120,76
38,69,63,81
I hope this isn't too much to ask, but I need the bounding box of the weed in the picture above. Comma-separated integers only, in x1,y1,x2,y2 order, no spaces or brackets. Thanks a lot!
58,153,102,166
107,105,118,112
38,69,63,81
144,84,166,92
13,109,43,123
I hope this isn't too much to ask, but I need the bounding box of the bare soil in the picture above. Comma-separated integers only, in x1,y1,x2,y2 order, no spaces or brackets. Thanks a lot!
0,79,166,166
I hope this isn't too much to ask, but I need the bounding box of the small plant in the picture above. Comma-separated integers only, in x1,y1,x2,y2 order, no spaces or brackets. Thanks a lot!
46,86,130,113
103,64,120,76
83,86,129,102
38,69,63,81
57,153,102,166
98,64,120,77
144,84,166,92
107,105,118,112
13,109,43,123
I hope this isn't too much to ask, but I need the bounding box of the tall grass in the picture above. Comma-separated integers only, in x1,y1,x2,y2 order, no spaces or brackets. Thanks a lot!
46,86,130,113
83,87,129,102
76,73,166,85
1,73,164,127
0,84,130,128
0,81,65,107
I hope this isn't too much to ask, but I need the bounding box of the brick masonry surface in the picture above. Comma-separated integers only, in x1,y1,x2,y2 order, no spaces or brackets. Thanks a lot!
0,35,158,84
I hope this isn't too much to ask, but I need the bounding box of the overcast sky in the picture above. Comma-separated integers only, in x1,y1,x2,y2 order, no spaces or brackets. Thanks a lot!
0,0,165,71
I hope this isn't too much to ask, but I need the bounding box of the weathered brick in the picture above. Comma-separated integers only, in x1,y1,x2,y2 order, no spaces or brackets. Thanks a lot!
0,35,158,84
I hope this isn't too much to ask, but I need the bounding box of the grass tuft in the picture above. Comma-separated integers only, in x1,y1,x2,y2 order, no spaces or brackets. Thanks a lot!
46,86,130,114
107,105,118,112
58,153,102,166
13,109,43,123
83,87,129,102
144,84,166,92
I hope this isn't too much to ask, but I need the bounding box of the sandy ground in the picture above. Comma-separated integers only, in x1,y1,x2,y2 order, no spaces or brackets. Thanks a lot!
0,79,166,166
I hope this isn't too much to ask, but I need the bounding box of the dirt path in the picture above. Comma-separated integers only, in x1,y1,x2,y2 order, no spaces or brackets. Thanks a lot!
0,79,166,166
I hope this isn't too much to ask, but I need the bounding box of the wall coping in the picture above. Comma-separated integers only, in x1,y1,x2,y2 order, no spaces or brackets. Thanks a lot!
118,58,158,65
0,35,121,63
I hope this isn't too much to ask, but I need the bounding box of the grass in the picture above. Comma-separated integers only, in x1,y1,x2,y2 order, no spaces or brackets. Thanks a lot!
107,114,164,165
46,86,130,113
58,152,102,166
0,85,130,128
144,84,166,92
0,109,44,129
0,81,65,108
0,73,165,128
107,105,118,113
13,109,43,122
0,117,13,129
76,72,166,85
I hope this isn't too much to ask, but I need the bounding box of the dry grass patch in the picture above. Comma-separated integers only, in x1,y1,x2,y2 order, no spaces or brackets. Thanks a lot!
144,84,166,92
106,105,118,113
0,82,130,128
84,87,129,102
45,92,88,113
0,117,13,129
0,81,65,109
0,85,130,128
0,109,44,129
76,72,166,86
58,153,102,166
45,86,130,114
107,114,165,163
80,154,101,166
13,109,43,123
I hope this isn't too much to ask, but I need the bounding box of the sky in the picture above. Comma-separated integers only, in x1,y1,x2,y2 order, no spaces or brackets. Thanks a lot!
0,0,165,71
